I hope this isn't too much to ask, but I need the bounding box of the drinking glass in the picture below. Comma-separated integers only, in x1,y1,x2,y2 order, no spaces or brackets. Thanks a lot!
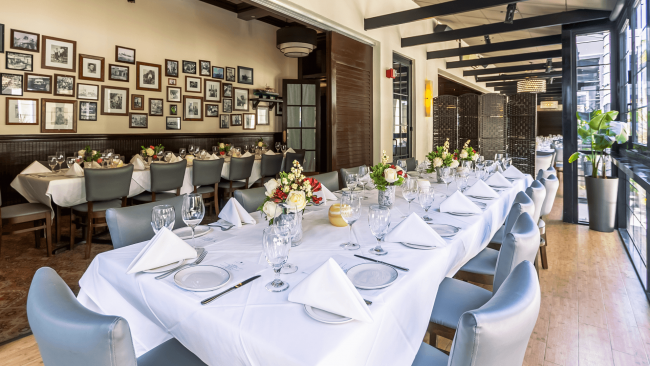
47,156,57,172
188,144,195,155
181,193,205,247
66,157,76,169
195,146,201,155
456,172,469,192
440,167,454,196
418,187,436,221
345,173,358,191
262,226,291,292
156,149,164,162
401,178,419,217
55,151,64,173
368,205,390,256
358,165,369,199
243,145,249,154
212,146,218,155
504,157,512,169
100,153,107,168
274,203,298,274
105,149,114,155
76,155,84,164
179,148,187,159
113,154,122,168
151,205,176,234
340,192,361,250
275,142,281,153
281,145,287,154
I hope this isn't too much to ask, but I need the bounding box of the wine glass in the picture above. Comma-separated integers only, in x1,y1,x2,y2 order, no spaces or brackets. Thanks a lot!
340,192,361,250
345,173,358,191
113,154,122,168
105,149,114,155
281,145,287,154
156,149,164,162
440,167,454,196
55,151,64,173
368,205,391,256
456,172,469,192
243,145,249,154
212,146,218,155
418,187,436,221
262,226,291,292
66,157,76,169
274,203,298,274
275,142,281,153
188,144,195,155
358,165,369,199
402,178,419,217
181,193,205,247
47,156,57,172
151,205,176,234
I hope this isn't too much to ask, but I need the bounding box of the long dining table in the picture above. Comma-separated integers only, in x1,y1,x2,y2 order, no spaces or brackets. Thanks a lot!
76,174,532,366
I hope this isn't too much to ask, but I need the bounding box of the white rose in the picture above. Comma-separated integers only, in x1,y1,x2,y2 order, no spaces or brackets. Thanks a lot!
258,141,264,147
433,157,443,167
384,168,398,183
78,149,85,156
262,201,278,219
282,178,288,185
91,150,97,156
146,148,155,156
291,183,298,189
219,143,225,149
472,154,479,161
460,150,468,159
286,191,307,211
450,160,459,168
264,179,279,197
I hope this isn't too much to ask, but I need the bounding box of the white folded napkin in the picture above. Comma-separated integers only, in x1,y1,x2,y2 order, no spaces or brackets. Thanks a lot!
503,165,526,179
91,161,101,169
286,148,296,154
241,152,252,158
265,150,275,155
463,179,499,199
208,153,219,160
218,198,256,227
288,258,373,323
440,190,482,214
65,163,84,177
133,158,146,171
126,227,198,274
485,172,512,188
130,155,144,163
314,185,338,204
417,179,431,190
384,213,446,248
21,161,52,175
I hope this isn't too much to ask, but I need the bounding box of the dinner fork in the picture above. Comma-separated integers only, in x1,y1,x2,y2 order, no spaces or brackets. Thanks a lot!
155,249,207,280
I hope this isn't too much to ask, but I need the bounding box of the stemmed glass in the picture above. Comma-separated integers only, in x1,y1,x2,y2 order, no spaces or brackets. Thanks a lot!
402,178,419,217
164,151,174,163
418,187,436,221
368,205,391,256
340,192,361,250
66,157,76,170
188,144,195,155
112,154,121,168
55,151,64,173
179,148,187,159
456,172,469,192
47,156,57,172
262,226,291,292
275,142,281,153
156,149,164,162
345,173,358,191
243,145,249,154
281,145,287,154
181,193,205,247
274,203,298,274
212,146,218,155
358,166,369,199
151,205,176,233
440,167,454,196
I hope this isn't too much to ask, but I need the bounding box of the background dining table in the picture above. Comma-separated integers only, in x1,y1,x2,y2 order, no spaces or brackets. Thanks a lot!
76,173,532,366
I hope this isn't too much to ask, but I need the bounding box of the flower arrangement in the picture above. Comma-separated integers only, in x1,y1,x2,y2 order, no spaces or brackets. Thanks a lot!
258,160,322,222
456,140,479,162
217,142,231,156
141,144,164,157
78,146,102,163
369,150,407,191
426,138,458,172
256,137,267,148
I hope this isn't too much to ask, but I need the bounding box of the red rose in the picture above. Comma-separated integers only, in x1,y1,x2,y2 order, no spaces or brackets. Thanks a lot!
97,158,103,164
304,177,322,192
150,145,154,149
312,196,322,204
404,173,408,178
220,151,225,155
397,170,403,176
390,165,396,169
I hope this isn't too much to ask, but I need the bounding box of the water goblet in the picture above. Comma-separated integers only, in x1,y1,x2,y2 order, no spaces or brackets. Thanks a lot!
281,145,287,154
402,178,419,217
340,192,361,250
274,203,298,274
164,151,174,163
368,205,391,256
275,142,281,153
456,172,469,192
156,149,164,162
55,151,64,173
181,193,205,247
440,167,454,196
243,145,249,154
358,165,369,199
112,154,121,168
48,156,57,172
212,146,218,155
151,205,176,234
66,157,76,169
262,226,291,292
188,144,195,156
418,187,436,221
345,173,359,192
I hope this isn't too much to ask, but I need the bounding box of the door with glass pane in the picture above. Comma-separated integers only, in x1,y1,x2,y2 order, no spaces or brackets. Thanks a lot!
282,80,320,172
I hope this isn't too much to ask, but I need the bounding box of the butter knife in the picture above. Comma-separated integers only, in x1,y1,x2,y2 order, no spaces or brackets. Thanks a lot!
201,275,261,305
354,254,409,272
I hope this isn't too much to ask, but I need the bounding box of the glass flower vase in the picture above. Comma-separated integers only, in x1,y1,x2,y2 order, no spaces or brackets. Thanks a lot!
377,185,396,207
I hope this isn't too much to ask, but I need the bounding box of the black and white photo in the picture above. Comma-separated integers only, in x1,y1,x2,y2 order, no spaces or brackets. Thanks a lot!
6,52,33,71
185,76,201,93
206,104,219,117
205,79,221,102
183,60,196,74
25,73,52,94
54,74,75,97
233,87,249,111
256,105,269,125
149,98,163,116
42,36,76,72
183,95,203,121
79,101,97,121
168,78,176,85
109,64,129,82
226,67,235,82
115,46,135,64
10,29,39,52
166,116,181,130
130,113,148,128
1,73,23,96
220,114,229,129
77,84,99,100
223,83,232,98
212,66,224,79
41,98,77,133
243,113,255,130
132,94,144,110
237,66,253,85
230,113,242,126
167,86,181,102
200,60,211,76
101,85,129,116
165,59,178,77
79,54,104,82
137,61,161,92
275,101,283,116
5,97,38,125
223,98,232,113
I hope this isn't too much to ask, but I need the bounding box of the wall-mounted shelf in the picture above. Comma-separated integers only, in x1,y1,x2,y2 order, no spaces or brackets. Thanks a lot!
251,97,283,111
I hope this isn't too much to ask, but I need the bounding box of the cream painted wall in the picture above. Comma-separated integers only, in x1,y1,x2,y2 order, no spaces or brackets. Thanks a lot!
0,0,297,135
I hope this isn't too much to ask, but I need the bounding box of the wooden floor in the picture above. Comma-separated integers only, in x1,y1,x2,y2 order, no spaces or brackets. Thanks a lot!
1,183,649,365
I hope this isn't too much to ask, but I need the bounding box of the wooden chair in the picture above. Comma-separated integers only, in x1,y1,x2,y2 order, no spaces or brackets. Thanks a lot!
0,188,53,257
192,159,224,215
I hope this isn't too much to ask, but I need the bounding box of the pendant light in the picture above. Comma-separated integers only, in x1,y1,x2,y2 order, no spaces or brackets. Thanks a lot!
276,24,317,58
517,78,546,93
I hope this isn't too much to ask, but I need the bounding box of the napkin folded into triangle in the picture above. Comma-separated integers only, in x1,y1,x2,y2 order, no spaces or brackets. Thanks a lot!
265,150,276,155
126,227,198,274
485,172,512,188
218,198,256,227
503,165,526,179
440,190,482,214
130,155,144,164
91,161,101,169
241,152,252,158
463,179,499,199
65,163,84,177
286,148,296,155
208,153,219,160
384,213,446,248
133,158,146,170
288,258,373,323
314,185,338,203
21,161,52,175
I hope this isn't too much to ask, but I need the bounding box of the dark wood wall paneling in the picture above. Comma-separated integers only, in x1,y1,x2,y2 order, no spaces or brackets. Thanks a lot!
438,75,484,97
0,132,281,206
537,111,563,136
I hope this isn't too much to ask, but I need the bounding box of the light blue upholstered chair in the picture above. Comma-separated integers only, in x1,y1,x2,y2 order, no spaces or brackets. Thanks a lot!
133,160,188,203
413,261,540,366
192,159,224,215
234,187,266,213
27,267,207,366
526,180,546,224
311,171,339,192
536,166,557,180
538,174,559,269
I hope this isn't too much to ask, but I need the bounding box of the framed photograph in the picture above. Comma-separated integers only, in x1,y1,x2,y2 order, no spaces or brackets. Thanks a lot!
77,83,98,100
183,60,196,74
25,73,52,94
237,66,253,85
5,98,38,125
212,66,224,79
223,83,232,98
185,76,201,93
78,54,104,82
165,59,178,77
230,113,242,126
170,104,177,115
233,87,249,111
11,29,39,52
6,52,33,71
220,115,229,129
115,46,135,64
149,98,163,116
109,64,129,82
275,102,283,116
243,113,256,130
206,104,219,117
131,94,144,110
54,74,75,97
223,98,232,113
200,60,211,76
183,95,203,121
256,105,269,125
130,113,148,128
205,79,221,102
166,116,181,130
101,85,129,116
136,61,161,92
41,98,77,133
168,78,176,85
79,101,97,121
1,73,23,96
226,67,236,82
167,86,181,102
41,36,76,72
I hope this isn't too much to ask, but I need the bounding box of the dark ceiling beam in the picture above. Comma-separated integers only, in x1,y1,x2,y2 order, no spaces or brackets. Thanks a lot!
464,62,563,76
428,35,561,59
476,70,562,82
404,9,610,48
447,50,562,68
364,0,527,30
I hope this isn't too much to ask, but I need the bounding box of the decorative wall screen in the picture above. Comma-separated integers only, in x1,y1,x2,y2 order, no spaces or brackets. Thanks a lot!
507,93,537,175
478,93,508,162
458,94,479,148
432,95,458,151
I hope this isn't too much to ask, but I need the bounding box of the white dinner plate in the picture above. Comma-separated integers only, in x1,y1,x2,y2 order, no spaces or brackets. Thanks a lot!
400,242,437,250
428,223,460,237
142,258,189,273
346,263,398,290
304,305,353,324
174,265,231,291
445,212,478,216
173,225,212,240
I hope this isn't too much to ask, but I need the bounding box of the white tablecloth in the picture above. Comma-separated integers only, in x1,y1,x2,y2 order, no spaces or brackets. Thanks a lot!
77,175,532,366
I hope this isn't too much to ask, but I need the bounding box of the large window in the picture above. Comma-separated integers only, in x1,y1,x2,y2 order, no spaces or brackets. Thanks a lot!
634,0,648,144
392,53,412,160
626,178,648,288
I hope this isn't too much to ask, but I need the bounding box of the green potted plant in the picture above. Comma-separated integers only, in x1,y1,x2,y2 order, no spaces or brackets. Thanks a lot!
569,110,628,232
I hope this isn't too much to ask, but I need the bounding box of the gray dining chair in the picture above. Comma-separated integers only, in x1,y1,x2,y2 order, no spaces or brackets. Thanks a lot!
538,174,559,269
536,166,557,180
427,212,540,350
413,261,540,366
283,151,305,173
255,154,284,186
398,157,417,171
311,171,339,192
219,156,255,200
339,167,360,189
0,187,52,257
27,267,207,366
192,159,224,216
526,180,547,224
106,196,187,250
554,144,564,172
70,165,133,259
234,187,266,213
535,153,553,174
133,160,188,203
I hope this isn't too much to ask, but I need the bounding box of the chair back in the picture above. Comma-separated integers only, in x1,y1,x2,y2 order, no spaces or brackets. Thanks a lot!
540,174,560,217
339,167,360,188
260,154,284,177
525,180,547,223
536,166,557,180
229,156,255,181
27,267,138,366
493,212,540,292
398,158,417,171
234,187,266,213
106,196,186,249
535,153,553,173
554,144,564,162
501,191,535,242
150,160,187,193
192,159,224,187
449,261,540,366
284,152,305,172
311,171,339,192
84,165,134,202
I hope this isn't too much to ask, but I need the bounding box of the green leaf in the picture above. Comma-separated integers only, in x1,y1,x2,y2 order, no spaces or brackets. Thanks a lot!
593,134,614,151
568,152,581,163
577,125,593,139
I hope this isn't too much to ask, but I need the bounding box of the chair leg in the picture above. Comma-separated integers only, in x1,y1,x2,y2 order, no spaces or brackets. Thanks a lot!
56,205,61,243
34,220,42,248
85,216,93,259
70,211,76,250
45,214,53,257
540,242,548,269
215,188,220,216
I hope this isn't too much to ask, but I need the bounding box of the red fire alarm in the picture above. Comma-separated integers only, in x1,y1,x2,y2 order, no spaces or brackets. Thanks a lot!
386,68,396,79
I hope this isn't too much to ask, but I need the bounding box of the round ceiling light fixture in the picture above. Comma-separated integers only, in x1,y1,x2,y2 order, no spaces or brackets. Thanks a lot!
277,24,317,58
517,78,546,93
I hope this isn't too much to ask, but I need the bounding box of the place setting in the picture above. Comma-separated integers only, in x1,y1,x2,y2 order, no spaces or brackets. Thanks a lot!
434,190,483,217
484,171,513,189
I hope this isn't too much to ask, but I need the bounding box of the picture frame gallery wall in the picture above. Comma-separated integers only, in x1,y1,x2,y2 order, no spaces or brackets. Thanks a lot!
0,0,296,135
